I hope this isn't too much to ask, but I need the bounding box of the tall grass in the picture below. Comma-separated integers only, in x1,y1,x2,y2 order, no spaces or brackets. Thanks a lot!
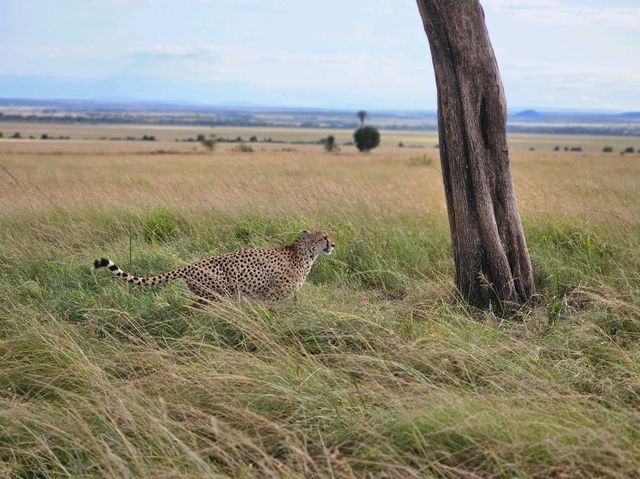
2,208,639,477
1,142,639,477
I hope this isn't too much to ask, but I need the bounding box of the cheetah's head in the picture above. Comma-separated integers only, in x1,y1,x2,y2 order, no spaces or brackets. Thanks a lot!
297,230,335,257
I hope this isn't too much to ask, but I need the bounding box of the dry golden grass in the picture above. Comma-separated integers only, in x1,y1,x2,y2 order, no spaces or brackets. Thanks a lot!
1,138,638,229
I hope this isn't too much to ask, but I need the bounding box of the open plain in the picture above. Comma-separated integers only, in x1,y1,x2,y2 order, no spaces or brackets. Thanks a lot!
1,126,639,477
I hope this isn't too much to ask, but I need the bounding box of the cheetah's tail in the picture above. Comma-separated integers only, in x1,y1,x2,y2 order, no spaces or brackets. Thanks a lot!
93,258,180,287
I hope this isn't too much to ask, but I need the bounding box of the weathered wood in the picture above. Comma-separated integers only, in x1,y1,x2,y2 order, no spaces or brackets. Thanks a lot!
416,0,535,311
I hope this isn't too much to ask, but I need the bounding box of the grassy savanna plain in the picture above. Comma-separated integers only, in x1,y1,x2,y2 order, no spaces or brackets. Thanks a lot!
3,121,640,151
1,126,639,478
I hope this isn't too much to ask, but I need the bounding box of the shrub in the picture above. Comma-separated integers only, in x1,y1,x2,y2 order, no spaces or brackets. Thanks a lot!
249,136,258,143
603,146,613,153
143,209,186,243
354,126,380,152
196,134,206,143
11,132,21,139
201,137,217,151
624,147,635,154
234,143,253,153
41,134,49,140
324,135,339,153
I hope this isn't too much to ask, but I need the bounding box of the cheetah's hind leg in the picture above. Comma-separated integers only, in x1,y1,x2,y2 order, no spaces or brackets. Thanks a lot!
185,281,225,310
187,296,209,310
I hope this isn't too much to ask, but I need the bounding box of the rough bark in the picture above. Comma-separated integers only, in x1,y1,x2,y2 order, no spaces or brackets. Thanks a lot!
416,0,535,311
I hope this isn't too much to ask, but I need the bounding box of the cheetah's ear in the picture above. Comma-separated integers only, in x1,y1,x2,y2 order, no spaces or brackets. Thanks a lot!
300,230,307,234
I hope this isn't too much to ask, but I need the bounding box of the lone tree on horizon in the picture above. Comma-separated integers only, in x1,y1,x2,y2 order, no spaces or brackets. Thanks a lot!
357,110,367,127
354,109,380,152
416,0,535,312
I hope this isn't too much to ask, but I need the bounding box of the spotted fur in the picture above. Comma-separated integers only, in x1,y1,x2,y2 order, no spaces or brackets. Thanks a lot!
93,230,335,302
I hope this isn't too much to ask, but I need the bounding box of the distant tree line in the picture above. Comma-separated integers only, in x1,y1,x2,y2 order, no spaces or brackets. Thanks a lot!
552,145,638,154
2,111,640,136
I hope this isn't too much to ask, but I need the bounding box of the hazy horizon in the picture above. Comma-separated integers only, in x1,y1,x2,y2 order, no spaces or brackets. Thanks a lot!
2,96,639,116
2,0,639,112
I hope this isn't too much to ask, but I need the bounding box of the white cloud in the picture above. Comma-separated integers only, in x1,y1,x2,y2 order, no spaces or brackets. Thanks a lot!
483,0,640,28
122,44,433,93
499,59,640,109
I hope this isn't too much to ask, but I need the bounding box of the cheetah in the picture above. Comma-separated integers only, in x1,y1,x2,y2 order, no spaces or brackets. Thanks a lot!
93,230,335,302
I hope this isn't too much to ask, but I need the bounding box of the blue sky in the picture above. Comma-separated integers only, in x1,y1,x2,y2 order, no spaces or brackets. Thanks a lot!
1,0,639,111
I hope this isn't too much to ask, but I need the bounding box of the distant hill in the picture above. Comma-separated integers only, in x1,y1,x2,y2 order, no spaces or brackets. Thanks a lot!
619,112,640,119
514,109,544,119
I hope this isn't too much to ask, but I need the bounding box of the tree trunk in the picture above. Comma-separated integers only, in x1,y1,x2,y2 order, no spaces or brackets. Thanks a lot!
416,0,535,311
